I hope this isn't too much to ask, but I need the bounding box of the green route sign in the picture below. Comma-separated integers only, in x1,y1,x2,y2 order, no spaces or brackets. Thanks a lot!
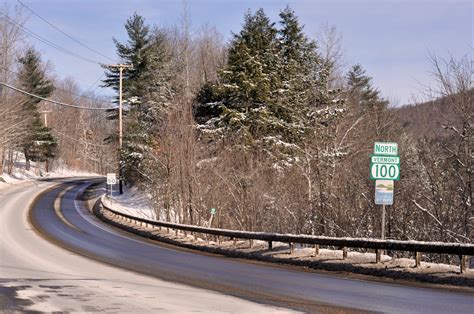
370,142,400,181
374,142,398,156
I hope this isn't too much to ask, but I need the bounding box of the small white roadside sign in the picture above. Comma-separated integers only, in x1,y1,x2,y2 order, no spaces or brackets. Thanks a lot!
107,173,117,185
107,173,117,196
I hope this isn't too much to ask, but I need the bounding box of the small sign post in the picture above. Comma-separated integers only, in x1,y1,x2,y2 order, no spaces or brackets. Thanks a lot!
370,142,400,250
106,173,117,197
209,208,217,227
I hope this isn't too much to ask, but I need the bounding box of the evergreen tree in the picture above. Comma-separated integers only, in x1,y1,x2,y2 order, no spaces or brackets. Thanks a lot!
221,8,279,106
102,13,153,120
121,31,176,184
346,64,387,109
195,9,298,148
102,13,152,95
102,13,164,184
17,48,56,171
194,8,343,152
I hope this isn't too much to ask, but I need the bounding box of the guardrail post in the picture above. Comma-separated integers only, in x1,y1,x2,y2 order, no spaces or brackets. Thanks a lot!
268,241,272,250
342,247,348,260
289,242,294,254
415,252,421,268
249,239,253,248
376,249,381,263
175,229,178,236
233,238,237,246
460,255,466,274
314,245,320,256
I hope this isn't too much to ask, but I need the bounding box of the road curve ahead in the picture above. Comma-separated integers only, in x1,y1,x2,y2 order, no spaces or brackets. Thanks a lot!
4,178,474,313
0,178,292,313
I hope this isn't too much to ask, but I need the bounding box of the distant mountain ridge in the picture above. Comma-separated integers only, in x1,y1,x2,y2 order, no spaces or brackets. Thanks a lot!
393,89,473,140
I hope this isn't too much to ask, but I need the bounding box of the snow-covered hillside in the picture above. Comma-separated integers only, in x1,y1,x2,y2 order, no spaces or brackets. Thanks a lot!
0,152,99,188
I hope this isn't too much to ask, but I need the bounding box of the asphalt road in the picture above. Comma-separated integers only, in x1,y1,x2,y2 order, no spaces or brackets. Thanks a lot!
2,178,473,312
0,178,292,313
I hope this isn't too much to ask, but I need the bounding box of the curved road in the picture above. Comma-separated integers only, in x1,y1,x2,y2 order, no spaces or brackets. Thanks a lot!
2,178,473,312
0,179,290,312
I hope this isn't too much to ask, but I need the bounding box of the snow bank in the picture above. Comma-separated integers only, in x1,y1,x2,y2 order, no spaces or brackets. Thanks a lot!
102,186,155,220
0,153,99,190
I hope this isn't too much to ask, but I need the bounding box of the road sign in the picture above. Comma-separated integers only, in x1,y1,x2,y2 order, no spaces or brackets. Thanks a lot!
107,173,117,185
375,180,394,205
371,155,399,164
374,142,398,156
210,208,217,215
370,163,400,180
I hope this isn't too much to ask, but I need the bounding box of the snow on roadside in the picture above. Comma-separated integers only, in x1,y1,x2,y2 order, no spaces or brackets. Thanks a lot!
0,154,99,190
102,186,155,220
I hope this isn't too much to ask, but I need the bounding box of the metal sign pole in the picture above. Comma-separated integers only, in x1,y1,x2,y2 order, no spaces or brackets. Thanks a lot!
382,204,385,240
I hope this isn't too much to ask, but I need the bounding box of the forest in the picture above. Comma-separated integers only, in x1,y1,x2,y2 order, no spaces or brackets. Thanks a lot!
1,5,472,253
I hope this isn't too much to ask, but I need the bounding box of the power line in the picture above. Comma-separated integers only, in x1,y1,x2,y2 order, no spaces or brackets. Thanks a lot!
0,82,115,110
0,65,113,103
17,0,116,63
0,10,102,65
52,129,109,147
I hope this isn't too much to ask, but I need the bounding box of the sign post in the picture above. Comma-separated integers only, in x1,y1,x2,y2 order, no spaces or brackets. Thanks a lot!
107,173,117,197
209,208,217,227
370,142,400,261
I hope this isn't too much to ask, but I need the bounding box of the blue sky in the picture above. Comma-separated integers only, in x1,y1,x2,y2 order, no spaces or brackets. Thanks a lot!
3,0,473,106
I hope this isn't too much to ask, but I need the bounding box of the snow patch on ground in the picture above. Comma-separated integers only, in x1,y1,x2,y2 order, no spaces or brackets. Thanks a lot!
102,186,155,220
0,153,99,190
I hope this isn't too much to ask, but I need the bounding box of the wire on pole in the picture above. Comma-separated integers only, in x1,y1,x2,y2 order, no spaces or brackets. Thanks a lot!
0,82,115,111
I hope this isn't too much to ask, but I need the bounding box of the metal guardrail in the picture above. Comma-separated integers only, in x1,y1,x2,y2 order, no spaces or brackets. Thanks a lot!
100,196,473,273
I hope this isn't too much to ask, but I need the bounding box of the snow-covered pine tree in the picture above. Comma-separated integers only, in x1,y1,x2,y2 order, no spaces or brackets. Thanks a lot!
17,48,56,171
194,8,322,162
121,30,176,185
102,13,153,121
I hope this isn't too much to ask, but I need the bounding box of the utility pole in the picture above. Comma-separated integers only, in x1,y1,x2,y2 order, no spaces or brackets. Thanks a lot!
39,110,52,172
103,63,133,194
39,110,51,127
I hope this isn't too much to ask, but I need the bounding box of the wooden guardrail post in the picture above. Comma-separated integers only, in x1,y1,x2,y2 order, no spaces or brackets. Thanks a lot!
289,242,294,254
415,252,421,268
459,255,466,274
268,241,273,250
314,244,320,256
342,247,348,260
376,249,381,263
